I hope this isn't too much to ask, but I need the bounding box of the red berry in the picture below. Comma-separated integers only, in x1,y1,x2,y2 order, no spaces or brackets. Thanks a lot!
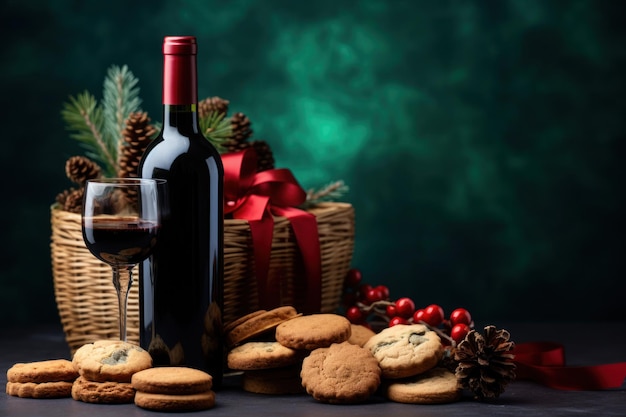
449,308,472,326
346,306,364,324
375,285,390,300
450,323,470,343
386,304,397,318
388,316,409,327
394,297,415,319
412,309,425,323
422,304,444,327
345,268,362,288
365,287,384,304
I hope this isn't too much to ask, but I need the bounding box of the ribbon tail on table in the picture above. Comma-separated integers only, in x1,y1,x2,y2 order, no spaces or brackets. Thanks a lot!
513,342,626,390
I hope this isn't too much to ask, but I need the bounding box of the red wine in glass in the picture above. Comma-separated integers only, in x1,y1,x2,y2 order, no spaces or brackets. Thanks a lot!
83,217,159,265
81,178,164,342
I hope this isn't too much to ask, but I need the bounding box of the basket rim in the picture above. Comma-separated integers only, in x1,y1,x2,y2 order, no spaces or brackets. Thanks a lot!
50,201,353,222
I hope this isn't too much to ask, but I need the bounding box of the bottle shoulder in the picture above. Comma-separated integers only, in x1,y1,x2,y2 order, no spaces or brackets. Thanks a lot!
139,132,223,177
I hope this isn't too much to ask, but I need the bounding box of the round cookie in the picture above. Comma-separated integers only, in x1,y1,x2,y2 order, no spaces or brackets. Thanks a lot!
275,314,351,350
131,367,213,395
300,342,381,404
73,340,152,382
71,376,136,404
72,340,119,368
7,359,78,383
134,390,216,412
383,367,461,404
227,306,299,347
223,310,266,334
242,365,304,395
363,324,443,379
6,381,74,399
348,324,376,347
228,341,300,370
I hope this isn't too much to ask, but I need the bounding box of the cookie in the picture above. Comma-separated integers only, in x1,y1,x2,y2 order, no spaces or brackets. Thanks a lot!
134,390,216,412
131,367,213,395
72,340,119,366
275,314,351,350
227,341,301,370
383,367,461,404
6,381,73,399
7,359,78,383
242,365,305,395
300,342,381,404
72,340,152,382
347,324,376,347
363,324,443,379
223,310,266,335
227,306,299,347
71,376,136,404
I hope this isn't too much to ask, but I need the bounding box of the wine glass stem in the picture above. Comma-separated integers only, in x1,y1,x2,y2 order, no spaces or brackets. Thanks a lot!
112,265,134,342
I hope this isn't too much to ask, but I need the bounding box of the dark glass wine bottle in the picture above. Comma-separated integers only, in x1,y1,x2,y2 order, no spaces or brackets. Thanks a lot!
138,36,224,386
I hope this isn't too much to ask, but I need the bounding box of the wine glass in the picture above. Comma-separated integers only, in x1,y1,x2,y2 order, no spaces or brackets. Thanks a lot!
81,178,164,342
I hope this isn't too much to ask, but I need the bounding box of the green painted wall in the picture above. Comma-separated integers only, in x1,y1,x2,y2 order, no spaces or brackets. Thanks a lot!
1,0,624,325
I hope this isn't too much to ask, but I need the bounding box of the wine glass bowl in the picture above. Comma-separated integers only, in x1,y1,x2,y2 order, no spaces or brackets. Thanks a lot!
81,178,164,342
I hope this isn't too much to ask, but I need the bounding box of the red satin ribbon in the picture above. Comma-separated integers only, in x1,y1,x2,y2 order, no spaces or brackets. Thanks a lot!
222,149,322,313
513,342,626,390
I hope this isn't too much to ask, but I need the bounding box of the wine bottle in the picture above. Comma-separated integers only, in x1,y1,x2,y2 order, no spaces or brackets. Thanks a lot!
138,36,224,386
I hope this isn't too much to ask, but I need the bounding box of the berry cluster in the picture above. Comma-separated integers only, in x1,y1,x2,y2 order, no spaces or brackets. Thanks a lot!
342,268,474,345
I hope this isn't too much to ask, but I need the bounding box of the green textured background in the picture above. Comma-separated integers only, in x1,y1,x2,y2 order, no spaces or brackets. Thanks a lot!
1,0,624,326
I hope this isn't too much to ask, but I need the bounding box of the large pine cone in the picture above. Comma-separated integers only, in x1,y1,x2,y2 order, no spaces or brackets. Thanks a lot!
65,156,101,185
118,112,157,178
199,96,230,118
454,325,516,400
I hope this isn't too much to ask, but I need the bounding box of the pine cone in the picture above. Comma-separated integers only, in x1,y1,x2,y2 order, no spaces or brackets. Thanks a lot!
198,96,230,118
65,156,101,185
229,112,253,145
454,325,516,400
250,140,275,172
63,188,85,214
55,188,73,206
118,112,157,178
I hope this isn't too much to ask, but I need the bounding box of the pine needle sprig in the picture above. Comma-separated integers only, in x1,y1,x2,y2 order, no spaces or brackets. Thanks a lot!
61,91,117,176
200,111,231,153
102,65,142,167
302,180,349,208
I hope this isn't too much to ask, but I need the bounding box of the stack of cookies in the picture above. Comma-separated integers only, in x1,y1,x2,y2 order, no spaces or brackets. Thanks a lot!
363,324,461,404
131,367,216,412
71,340,153,404
225,306,304,394
6,359,78,399
225,306,384,403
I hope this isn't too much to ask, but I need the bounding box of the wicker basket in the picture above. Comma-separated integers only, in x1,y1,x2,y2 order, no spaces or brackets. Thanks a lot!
50,202,354,353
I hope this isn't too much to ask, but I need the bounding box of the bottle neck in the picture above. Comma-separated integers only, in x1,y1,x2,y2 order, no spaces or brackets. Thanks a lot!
161,37,199,135
162,104,200,135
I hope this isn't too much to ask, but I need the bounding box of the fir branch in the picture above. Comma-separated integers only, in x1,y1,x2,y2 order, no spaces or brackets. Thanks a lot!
102,65,142,167
61,91,117,176
303,180,349,207
200,111,231,152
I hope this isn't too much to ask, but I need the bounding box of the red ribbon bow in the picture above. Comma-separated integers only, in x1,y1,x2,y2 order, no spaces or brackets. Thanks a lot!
222,149,322,313
513,342,626,390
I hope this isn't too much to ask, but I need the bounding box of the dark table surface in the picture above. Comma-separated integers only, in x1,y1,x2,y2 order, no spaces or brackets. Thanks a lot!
1,321,625,416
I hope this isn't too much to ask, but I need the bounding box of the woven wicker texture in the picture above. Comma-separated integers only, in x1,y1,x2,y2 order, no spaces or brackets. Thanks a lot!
50,202,354,353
